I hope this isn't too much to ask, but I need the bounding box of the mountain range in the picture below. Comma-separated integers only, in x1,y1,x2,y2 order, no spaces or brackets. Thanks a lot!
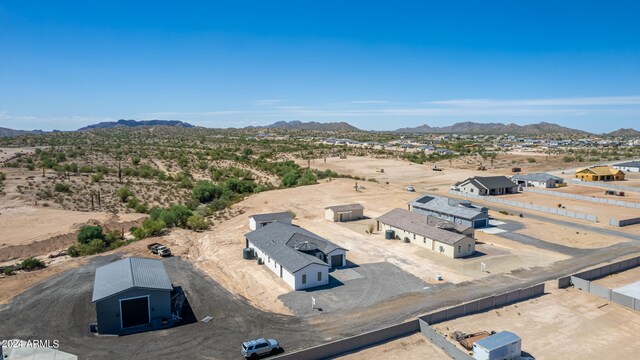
1,120,639,137
76,119,194,131
392,121,592,135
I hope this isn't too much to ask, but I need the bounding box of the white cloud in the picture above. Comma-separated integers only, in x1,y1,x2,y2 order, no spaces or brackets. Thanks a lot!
424,95,640,107
253,99,285,106
349,100,388,104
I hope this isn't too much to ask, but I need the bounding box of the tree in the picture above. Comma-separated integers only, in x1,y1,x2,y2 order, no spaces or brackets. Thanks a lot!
168,205,193,228
281,171,300,188
192,180,221,203
77,225,105,244
297,170,317,186
187,215,209,231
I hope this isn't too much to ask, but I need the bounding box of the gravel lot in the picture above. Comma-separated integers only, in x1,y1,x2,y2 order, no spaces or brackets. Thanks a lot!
0,254,316,360
279,262,429,316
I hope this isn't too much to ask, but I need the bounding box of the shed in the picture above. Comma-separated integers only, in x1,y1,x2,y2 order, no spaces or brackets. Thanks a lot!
473,331,521,360
325,203,364,222
249,211,293,230
511,173,564,188
92,257,174,335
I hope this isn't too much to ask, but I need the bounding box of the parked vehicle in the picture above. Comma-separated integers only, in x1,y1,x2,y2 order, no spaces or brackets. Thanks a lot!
406,185,415,192
241,338,280,358
147,243,172,257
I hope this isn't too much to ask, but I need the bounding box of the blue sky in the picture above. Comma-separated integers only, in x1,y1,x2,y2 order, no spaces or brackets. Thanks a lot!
1,1,639,132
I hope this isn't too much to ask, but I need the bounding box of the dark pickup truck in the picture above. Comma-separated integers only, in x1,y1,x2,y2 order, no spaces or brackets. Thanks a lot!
147,243,172,257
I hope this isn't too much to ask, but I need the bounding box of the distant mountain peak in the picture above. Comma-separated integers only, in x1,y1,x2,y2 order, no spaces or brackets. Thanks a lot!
258,120,360,131
77,119,194,131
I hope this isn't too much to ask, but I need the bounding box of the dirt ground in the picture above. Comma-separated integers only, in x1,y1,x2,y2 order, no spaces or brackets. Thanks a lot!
432,283,640,360
594,266,640,289
552,182,640,201
488,211,631,249
164,178,575,315
336,332,449,360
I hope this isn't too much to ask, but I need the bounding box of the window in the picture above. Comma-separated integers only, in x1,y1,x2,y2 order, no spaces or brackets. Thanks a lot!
470,188,474,193
468,244,471,251
317,272,322,281
458,245,461,253
302,274,307,285
413,234,416,240
423,237,426,243
255,342,268,349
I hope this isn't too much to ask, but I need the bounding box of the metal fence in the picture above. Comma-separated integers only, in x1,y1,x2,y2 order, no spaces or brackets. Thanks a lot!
449,190,598,222
274,283,545,360
571,179,640,193
522,187,640,209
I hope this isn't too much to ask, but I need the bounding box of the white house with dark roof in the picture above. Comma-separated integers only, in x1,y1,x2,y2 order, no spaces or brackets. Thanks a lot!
325,203,364,222
377,208,475,258
510,172,564,188
613,161,640,173
455,176,519,196
245,222,347,290
249,211,293,231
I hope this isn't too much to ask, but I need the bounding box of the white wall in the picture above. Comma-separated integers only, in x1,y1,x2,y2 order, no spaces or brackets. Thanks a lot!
249,218,258,231
325,209,336,221
614,166,640,172
293,263,329,290
459,182,485,195
248,242,329,290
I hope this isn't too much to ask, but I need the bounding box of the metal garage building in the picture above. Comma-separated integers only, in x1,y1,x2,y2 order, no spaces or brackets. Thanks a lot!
92,257,174,335
325,203,364,222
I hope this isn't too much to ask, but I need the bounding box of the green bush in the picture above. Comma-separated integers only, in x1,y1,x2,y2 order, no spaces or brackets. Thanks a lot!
192,180,221,203
116,187,135,202
54,182,71,193
77,225,105,244
21,257,46,270
187,214,209,231
297,170,317,186
67,245,80,257
91,172,104,183
527,157,537,163
0,172,6,181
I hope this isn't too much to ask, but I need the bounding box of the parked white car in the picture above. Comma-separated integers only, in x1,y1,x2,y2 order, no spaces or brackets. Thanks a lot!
406,185,415,192
241,338,280,358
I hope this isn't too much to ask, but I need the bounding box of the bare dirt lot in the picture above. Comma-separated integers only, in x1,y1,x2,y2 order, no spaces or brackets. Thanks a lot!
432,283,640,360
336,332,449,360
594,266,640,289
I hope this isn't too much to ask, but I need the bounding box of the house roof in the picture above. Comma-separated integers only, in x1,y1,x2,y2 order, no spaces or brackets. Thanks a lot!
92,257,173,302
408,194,487,222
474,331,521,351
249,211,292,223
376,208,473,246
459,176,519,190
245,223,345,273
325,203,364,212
511,172,564,183
614,161,640,168
576,166,623,176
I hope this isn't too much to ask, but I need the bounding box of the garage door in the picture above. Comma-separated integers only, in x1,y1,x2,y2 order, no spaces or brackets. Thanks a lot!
121,296,150,328
338,212,351,222
331,255,343,267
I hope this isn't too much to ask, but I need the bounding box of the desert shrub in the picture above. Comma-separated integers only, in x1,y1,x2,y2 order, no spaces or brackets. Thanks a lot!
21,257,46,270
2,267,14,275
192,180,221,203
187,214,209,231
287,209,297,219
67,245,80,257
134,203,149,213
562,156,575,163
297,170,317,186
54,182,71,193
281,171,300,187
0,172,6,181
527,157,537,163
133,219,167,239
77,225,105,244
91,172,104,183
116,187,135,202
